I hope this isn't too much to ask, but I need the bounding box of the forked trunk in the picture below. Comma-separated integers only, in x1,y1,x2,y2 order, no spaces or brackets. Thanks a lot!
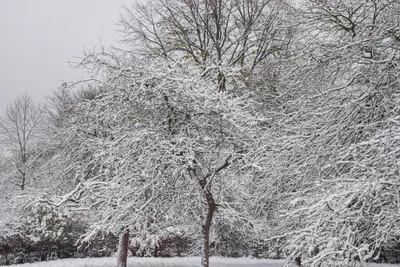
116,228,129,267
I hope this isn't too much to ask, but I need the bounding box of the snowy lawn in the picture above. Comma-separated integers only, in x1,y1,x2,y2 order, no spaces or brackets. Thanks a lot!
12,257,290,267
12,257,399,267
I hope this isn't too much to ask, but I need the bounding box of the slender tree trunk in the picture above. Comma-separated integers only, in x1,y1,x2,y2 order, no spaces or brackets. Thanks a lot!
116,228,129,267
20,147,27,190
21,171,26,190
201,192,216,267
217,71,226,92
40,253,47,261
154,238,158,257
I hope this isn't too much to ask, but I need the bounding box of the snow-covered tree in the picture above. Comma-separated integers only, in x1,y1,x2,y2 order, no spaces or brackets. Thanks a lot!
0,93,43,191
266,0,400,265
8,1,400,266
37,49,266,267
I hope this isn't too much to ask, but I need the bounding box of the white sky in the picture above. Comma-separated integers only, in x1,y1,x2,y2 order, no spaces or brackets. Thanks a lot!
0,0,134,114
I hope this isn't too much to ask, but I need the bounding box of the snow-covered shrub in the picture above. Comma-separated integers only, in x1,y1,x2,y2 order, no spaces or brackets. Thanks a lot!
25,204,69,243
78,231,118,258
20,204,85,260
130,227,193,257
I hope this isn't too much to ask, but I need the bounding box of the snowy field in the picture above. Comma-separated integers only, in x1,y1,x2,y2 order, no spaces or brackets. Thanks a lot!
12,257,399,267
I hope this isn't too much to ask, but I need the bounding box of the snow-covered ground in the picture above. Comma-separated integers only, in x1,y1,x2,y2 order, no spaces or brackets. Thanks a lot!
12,257,399,267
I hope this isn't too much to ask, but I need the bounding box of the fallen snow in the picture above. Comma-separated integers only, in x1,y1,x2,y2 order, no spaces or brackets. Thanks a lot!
12,257,397,267
13,257,291,267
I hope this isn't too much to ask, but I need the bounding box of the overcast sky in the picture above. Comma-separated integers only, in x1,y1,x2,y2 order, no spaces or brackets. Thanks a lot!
0,0,134,114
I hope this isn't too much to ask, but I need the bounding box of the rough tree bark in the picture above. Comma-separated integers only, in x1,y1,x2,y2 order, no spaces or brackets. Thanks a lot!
116,228,130,267
200,180,216,267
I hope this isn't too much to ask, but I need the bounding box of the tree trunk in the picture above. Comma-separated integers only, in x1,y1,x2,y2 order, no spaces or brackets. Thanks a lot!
40,253,47,261
21,171,26,190
154,238,158,257
201,193,216,267
217,71,226,92
116,228,129,267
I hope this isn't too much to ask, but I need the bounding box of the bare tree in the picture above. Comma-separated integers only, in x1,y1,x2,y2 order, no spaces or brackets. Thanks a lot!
0,93,43,190
119,0,292,91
